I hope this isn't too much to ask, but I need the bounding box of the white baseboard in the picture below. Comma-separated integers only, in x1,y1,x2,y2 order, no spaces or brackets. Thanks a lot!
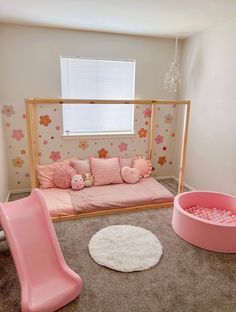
155,175,195,191
172,176,196,191
156,175,176,180
183,182,196,191
5,191,11,202
6,188,31,202
9,188,31,194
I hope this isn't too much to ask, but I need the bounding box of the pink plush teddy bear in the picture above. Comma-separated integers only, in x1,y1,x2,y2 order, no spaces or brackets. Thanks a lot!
71,175,85,191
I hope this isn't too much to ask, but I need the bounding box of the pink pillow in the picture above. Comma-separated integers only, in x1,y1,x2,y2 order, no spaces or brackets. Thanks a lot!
53,165,77,189
36,157,77,188
121,167,140,184
133,156,152,178
90,157,123,186
119,157,134,169
71,174,85,191
71,159,91,175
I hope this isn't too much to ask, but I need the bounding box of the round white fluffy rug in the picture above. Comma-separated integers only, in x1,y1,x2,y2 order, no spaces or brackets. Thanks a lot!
88,225,163,272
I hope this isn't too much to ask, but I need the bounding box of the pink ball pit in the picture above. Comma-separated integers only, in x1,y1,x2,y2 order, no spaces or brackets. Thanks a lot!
172,191,236,253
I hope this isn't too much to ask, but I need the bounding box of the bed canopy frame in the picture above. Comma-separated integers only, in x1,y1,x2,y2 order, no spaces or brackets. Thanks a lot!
25,98,190,221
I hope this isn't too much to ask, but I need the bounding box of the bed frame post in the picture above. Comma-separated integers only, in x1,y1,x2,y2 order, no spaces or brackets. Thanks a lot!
25,100,38,188
178,102,191,194
148,103,155,160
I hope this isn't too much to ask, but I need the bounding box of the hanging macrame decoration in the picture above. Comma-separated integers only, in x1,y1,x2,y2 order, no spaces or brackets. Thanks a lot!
164,37,182,93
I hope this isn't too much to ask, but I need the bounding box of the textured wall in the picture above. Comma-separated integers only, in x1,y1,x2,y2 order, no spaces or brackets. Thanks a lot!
180,17,236,195
0,24,181,190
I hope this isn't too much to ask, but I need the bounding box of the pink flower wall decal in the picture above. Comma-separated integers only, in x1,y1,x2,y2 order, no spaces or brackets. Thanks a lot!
12,157,24,168
164,114,173,123
158,156,167,166
155,134,164,144
55,126,60,131
12,129,24,141
118,142,128,152
78,140,89,150
49,151,61,162
143,108,152,118
98,148,108,158
43,140,48,145
138,128,147,138
39,115,52,126
2,105,15,117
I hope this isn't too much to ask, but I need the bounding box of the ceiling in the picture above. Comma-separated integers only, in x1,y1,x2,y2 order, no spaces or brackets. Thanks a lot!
0,0,235,38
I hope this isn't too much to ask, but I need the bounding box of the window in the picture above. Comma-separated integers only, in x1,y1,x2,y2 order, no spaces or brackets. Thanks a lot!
60,57,135,136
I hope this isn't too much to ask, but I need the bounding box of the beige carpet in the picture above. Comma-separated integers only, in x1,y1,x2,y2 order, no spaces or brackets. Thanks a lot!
0,208,236,312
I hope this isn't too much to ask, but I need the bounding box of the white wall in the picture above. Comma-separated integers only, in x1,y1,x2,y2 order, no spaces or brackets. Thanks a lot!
0,23,181,189
181,18,236,195
0,113,9,201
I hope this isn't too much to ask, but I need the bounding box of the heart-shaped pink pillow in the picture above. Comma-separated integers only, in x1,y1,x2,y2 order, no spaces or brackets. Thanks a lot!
121,166,140,184
133,156,152,178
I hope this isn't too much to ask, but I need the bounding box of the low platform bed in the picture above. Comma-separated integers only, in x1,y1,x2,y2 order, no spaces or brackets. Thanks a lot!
42,178,174,221
25,98,191,221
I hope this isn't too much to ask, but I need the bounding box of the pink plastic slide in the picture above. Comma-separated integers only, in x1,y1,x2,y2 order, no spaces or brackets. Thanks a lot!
0,189,82,312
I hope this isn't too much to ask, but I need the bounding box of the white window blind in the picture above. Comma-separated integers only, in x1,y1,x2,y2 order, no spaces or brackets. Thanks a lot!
60,57,135,135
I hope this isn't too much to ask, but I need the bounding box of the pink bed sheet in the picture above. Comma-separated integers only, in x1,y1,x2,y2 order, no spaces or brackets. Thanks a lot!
70,177,173,213
40,188,75,217
41,178,173,217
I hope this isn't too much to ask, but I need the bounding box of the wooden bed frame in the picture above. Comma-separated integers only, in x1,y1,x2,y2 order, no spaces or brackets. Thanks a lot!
25,98,191,222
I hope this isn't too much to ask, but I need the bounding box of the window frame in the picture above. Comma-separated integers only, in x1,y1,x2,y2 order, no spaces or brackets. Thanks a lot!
60,56,136,138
